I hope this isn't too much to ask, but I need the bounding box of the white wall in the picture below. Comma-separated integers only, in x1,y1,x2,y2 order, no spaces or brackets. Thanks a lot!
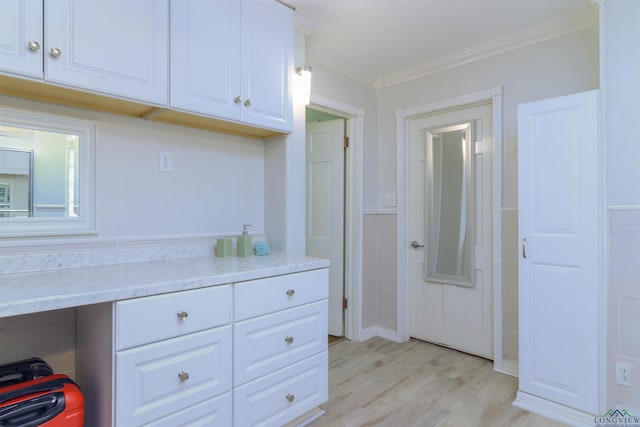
378,29,599,358
604,0,640,207
311,29,599,351
0,96,266,242
603,0,640,412
377,29,599,209
308,63,379,209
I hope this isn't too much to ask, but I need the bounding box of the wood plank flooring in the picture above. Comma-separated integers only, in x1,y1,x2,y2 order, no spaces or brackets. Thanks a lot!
308,337,567,427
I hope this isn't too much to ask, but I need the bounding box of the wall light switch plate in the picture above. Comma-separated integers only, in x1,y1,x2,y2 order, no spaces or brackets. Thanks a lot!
159,151,172,172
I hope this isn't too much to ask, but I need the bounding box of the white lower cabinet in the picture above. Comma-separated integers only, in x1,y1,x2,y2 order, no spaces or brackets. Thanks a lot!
234,352,328,427
143,393,233,426
116,327,232,426
233,268,329,426
77,268,328,426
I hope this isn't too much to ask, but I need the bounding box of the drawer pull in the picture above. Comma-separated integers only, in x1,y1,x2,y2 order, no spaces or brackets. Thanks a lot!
178,371,190,382
285,336,294,344
177,310,189,320
286,289,295,297
286,393,295,402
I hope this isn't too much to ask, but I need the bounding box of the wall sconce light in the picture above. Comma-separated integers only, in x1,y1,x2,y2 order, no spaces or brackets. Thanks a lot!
295,65,312,106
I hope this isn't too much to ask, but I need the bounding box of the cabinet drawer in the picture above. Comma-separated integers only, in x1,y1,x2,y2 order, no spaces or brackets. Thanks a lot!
142,392,232,426
234,351,328,427
116,326,232,427
234,300,327,385
116,285,231,350
234,269,328,321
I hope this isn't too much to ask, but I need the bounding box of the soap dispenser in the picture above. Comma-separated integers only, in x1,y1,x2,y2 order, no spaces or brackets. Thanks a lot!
237,224,253,257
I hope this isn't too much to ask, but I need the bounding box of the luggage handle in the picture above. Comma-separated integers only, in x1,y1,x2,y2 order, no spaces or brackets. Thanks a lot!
0,392,65,427
0,377,76,406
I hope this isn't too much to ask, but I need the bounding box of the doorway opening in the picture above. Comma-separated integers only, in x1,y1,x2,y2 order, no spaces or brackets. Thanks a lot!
306,107,346,340
307,94,364,341
396,87,505,371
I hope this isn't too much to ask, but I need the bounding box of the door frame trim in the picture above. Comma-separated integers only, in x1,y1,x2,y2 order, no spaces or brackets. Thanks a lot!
309,94,364,342
396,86,505,370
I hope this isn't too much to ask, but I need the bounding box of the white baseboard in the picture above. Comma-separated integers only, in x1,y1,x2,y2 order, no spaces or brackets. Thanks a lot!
494,357,518,377
513,391,596,427
359,325,404,343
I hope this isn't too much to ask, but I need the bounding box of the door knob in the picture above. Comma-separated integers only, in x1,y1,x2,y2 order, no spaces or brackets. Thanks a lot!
410,241,424,249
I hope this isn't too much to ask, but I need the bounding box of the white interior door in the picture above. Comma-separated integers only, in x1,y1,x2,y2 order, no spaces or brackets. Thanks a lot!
409,103,493,358
517,90,601,413
306,119,345,337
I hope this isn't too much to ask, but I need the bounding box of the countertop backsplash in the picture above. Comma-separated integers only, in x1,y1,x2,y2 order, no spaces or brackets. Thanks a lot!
0,234,267,275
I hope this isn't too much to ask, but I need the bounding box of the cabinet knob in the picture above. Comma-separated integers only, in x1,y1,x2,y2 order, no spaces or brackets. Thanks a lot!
49,47,62,58
177,310,189,320
27,41,40,52
286,289,295,297
286,393,295,402
285,336,294,344
244,99,252,107
234,96,242,104
178,371,190,382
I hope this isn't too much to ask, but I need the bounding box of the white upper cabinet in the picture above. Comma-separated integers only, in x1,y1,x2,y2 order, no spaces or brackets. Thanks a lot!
240,0,293,131
0,0,43,79
171,0,242,121
171,0,293,132
45,0,169,105
0,0,168,105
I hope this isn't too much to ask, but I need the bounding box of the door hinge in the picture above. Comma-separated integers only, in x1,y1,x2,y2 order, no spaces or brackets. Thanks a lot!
344,136,349,149
343,297,348,310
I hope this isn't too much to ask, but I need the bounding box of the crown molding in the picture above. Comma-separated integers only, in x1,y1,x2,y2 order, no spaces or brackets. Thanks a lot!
305,43,379,86
307,10,597,89
380,10,597,88
294,10,320,34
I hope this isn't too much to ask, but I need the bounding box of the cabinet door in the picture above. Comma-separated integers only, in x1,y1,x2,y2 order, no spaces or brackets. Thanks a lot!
45,0,168,105
240,0,293,131
517,90,601,414
0,0,42,79
116,326,232,426
170,0,241,120
234,351,328,427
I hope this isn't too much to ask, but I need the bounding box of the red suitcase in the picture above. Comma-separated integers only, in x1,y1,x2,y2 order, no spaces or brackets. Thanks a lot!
0,374,84,427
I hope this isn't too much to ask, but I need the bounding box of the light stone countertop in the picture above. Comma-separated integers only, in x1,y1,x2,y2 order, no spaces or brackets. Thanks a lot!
0,252,330,318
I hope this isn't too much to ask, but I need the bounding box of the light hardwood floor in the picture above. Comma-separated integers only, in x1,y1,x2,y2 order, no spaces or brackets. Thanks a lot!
308,337,567,427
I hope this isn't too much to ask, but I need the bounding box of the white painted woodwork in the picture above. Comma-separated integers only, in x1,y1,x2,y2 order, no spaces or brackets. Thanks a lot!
116,326,232,426
44,0,168,105
408,103,493,358
306,119,345,337
516,90,601,415
171,0,292,132
233,269,329,425
240,0,293,131
234,269,328,321
170,0,241,120
76,268,329,426
142,393,233,426
0,0,42,79
115,285,231,350
234,300,328,385
234,351,329,427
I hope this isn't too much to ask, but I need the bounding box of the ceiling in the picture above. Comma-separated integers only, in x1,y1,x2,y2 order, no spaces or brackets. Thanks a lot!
289,0,598,88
